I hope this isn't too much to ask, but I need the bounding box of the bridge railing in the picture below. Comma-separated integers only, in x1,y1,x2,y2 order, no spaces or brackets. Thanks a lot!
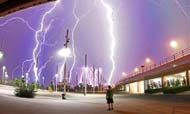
118,47,190,84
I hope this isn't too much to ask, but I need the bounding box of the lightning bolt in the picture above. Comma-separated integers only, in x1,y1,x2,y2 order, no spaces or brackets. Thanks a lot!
101,0,116,85
12,65,20,79
0,16,36,79
69,0,78,83
175,0,190,23
21,58,33,75
79,67,85,84
32,0,60,82
59,59,66,82
0,17,36,32
38,56,54,81
69,0,97,83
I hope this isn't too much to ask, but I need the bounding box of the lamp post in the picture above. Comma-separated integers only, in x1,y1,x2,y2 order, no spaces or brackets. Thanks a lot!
2,66,6,84
83,66,88,96
57,29,70,98
0,51,4,60
4,71,8,84
42,76,45,87
84,54,88,96
55,73,58,92
25,72,29,87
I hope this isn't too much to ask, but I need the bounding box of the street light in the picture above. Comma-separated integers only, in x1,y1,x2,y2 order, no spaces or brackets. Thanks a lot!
170,40,178,49
2,66,6,84
134,68,139,72
25,73,29,87
57,48,71,58
4,71,8,84
122,72,127,77
57,29,70,99
42,76,45,87
146,58,151,64
0,51,4,60
55,73,59,92
83,66,88,96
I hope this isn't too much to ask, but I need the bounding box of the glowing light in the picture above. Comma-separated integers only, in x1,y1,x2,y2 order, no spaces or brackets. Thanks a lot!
21,75,24,78
57,48,71,58
146,58,151,63
5,72,8,78
134,68,139,72
0,51,4,59
101,0,116,85
170,40,178,49
2,66,6,70
122,72,127,76
32,0,60,82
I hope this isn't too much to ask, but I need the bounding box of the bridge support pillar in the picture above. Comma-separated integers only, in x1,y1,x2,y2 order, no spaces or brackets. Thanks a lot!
161,76,166,88
144,80,148,91
137,82,140,93
186,70,189,86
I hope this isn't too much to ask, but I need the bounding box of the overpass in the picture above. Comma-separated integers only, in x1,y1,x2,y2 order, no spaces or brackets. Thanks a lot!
116,47,190,94
0,0,56,17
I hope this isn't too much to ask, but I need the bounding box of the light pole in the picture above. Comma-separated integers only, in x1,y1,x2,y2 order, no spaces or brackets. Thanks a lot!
25,72,29,87
55,73,58,92
2,66,6,84
42,76,45,87
57,29,70,98
84,54,88,96
0,51,4,60
4,71,8,84
83,66,88,96
93,65,95,94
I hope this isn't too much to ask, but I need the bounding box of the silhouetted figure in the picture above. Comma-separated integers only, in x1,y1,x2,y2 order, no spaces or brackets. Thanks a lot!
106,85,114,111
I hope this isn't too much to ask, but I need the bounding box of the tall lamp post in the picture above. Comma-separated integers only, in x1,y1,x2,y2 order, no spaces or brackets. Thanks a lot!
25,72,29,87
57,29,71,99
55,73,58,92
2,66,6,84
4,71,8,84
42,76,45,87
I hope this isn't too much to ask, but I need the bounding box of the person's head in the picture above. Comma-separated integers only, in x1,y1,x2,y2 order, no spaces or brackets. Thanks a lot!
108,85,111,89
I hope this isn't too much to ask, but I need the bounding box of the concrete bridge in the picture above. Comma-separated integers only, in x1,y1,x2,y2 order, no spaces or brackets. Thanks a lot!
116,47,190,94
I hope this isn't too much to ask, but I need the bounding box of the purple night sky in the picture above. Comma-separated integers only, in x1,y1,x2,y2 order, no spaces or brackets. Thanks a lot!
0,0,189,86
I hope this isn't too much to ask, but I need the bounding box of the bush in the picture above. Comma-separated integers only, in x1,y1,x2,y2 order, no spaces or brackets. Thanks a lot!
163,86,190,94
145,88,163,94
14,79,35,98
145,86,190,94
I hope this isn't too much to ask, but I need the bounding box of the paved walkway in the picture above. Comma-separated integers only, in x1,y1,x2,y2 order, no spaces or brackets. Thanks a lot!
0,85,190,114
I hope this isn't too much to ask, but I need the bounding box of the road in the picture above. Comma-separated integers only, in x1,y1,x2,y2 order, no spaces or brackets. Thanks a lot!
0,85,190,114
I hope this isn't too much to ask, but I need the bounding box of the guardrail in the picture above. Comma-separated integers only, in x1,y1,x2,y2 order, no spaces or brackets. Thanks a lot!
118,47,190,84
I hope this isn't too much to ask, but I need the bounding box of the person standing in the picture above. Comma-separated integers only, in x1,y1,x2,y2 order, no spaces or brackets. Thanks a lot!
106,85,114,111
